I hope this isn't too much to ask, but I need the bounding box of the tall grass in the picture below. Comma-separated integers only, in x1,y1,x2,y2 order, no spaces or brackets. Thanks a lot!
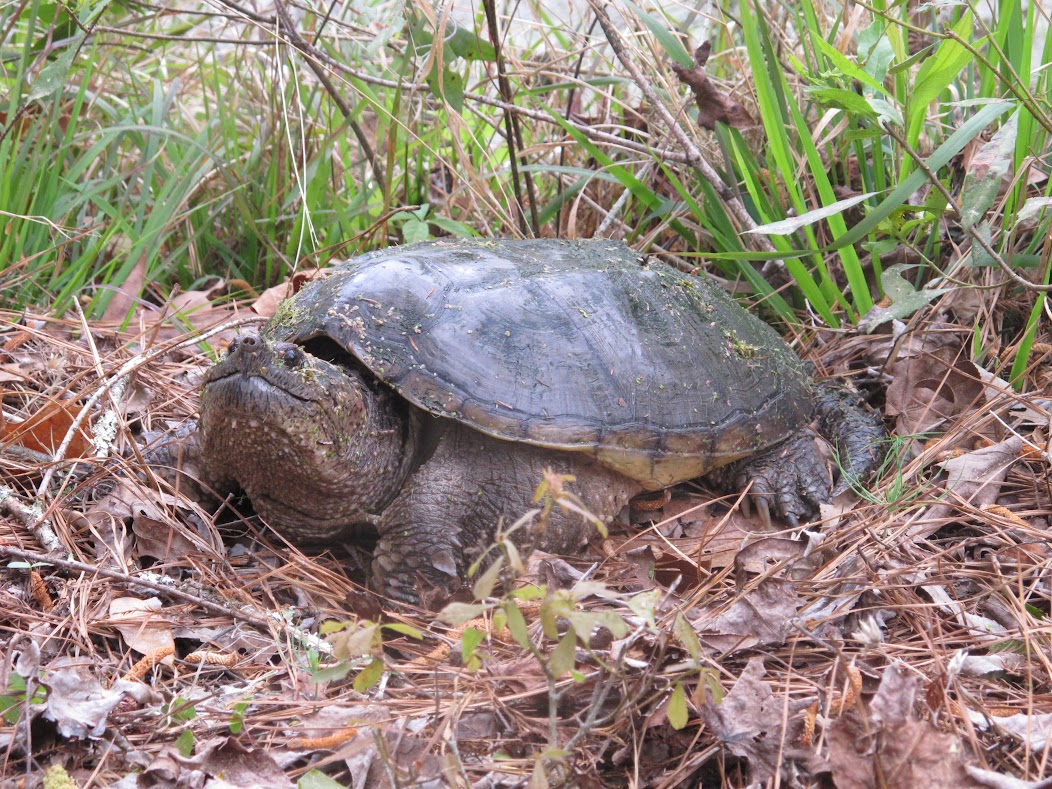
1,0,1048,374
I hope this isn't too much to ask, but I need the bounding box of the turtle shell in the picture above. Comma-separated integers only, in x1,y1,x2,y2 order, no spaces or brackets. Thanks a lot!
264,239,812,490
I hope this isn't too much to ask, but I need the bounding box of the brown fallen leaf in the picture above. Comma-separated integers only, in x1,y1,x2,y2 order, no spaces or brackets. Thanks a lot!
826,662,982,789
168,736,295,788
919,435,1025,531
886,343,984,435
672,42,756,131
107,597,176,668
101,252,148,323
1,395,93,457
692,577,802,652
700,657,811,784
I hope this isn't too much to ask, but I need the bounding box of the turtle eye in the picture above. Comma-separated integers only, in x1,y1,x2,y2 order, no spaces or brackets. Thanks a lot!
283,347,303,367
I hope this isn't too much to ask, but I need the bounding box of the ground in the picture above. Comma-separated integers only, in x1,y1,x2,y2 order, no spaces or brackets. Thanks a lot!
1,275,1051,787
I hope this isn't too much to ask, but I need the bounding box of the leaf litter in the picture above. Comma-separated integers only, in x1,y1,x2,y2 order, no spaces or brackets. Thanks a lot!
1,278,1051,786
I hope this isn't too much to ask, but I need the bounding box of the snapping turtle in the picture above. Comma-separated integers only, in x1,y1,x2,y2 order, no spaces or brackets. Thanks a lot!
194,239,884,603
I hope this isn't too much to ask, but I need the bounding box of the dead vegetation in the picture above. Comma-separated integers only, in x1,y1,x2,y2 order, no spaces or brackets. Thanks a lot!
1,259,1051,787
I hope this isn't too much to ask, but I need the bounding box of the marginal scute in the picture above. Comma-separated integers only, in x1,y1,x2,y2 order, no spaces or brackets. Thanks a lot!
263,238,812,488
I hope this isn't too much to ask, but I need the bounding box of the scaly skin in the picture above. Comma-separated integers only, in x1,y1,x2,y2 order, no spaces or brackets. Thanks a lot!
199,335,419,540
712,380,886,527
373,425,639,603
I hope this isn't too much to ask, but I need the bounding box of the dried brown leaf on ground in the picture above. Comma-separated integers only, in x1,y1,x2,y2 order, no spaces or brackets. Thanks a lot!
919,435,1026,532
0,395,93,457
141,736,296,789
825,663,982,789
691,577,802,652
885,338,985,436
699,657,811,784
107,597,177,667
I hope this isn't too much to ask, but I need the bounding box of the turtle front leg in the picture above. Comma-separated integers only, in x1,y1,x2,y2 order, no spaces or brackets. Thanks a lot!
711,380,887,528
710,431,832,528
372,425,639,605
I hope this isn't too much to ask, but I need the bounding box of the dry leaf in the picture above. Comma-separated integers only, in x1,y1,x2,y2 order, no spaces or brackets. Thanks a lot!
827,662,982,789
1,396,93,457
886,344,984,435
693,578,802,652
107,597,176,667
672,42,756,130
700,657,810,784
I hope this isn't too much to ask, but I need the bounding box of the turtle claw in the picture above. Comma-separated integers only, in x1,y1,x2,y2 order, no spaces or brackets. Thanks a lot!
712,430,832,529
740,494,752,518
753,495,772,531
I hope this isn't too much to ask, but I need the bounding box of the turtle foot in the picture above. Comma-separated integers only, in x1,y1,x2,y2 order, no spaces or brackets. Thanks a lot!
813,381,887,495
712,431,832,528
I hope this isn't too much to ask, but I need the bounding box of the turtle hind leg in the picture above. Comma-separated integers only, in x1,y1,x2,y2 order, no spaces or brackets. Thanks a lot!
813,380,888,495
710,431,832,528
372,424,641,606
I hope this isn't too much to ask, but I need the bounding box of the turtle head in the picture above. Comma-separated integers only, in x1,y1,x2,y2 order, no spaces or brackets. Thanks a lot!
199,333,410,539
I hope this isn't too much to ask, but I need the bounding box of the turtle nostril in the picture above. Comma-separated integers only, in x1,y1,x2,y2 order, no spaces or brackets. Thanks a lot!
240,335,260,349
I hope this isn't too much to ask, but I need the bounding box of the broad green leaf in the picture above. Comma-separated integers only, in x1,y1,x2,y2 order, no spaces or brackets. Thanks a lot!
29,41,81,102
382,622,423,639
437,601,489,626
815,38,886,95
627,589,660,628
549,632,577,678
352,657,385,693
472,556,505,600
175,729,195,757
858,20,896,82
425,65,464,113
319,620,350,636
667,682,688,729
907,12,978,149
447,24,496,61
807,88,880,118
674,613,702,661
858,265,951,331
461,626,485,663
428,216,478,237
960,110,1018,230
504,541,525,575
309,661,355,684
503,601,531,649
868,97,904,127
510,584,546,601
597,611,629,639
299,770,348,789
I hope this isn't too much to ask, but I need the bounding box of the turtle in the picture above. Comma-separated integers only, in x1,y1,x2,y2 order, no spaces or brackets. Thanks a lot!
191,238,885,604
